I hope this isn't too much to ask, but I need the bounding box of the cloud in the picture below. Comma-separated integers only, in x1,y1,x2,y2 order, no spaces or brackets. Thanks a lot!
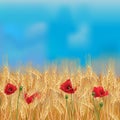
25,22,47,39
24,22,48,63
0,23,48,66
68,24,90,49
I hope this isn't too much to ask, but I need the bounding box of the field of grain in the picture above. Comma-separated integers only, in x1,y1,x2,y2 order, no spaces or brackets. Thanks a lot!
0,62,120,120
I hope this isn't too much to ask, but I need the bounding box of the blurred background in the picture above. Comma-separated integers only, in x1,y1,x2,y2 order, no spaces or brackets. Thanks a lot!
0,0,120,73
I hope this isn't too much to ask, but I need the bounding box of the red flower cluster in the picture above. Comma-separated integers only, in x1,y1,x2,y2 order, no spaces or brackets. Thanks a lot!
4,83,41,105
4,83,17,95
60,79,77,94
92,86,108,98
4,79,109,108
24,92,40,104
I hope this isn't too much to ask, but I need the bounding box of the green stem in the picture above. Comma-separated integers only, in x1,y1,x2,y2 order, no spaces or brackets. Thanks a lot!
32,114,35,120
98,107,102,113
16,91,20,120
92,97,100,120
10,98,12,120
16,86,23,120
66,98,70,120
71,94,74,120
32,110,35,120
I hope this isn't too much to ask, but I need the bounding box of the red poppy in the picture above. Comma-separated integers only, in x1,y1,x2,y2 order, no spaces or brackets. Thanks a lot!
60,79,77,94
4,83,17,95
92,86,108,98
24,92,40,104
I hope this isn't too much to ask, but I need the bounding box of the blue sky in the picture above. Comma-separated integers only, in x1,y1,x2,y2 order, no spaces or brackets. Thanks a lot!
0,1,120,67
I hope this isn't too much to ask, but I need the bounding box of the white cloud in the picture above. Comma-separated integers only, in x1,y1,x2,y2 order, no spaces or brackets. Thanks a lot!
25,22,47,38
24,22,47,59
68,24,90,49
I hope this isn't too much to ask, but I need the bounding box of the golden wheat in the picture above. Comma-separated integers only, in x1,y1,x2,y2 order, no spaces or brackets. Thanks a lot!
0,62,120,120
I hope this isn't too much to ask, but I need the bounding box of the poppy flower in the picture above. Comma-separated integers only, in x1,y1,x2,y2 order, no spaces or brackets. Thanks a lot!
4,83,17,95
60,79,77,94
24,92,40,104
92,86,108,98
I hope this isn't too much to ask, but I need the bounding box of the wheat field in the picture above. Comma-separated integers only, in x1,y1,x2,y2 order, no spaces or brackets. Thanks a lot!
0,61,120,120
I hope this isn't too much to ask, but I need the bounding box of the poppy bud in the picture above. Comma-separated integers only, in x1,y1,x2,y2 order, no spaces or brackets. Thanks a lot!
65,95,68,99
19,86,23,91
99,102,103,108
92,92,95,97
